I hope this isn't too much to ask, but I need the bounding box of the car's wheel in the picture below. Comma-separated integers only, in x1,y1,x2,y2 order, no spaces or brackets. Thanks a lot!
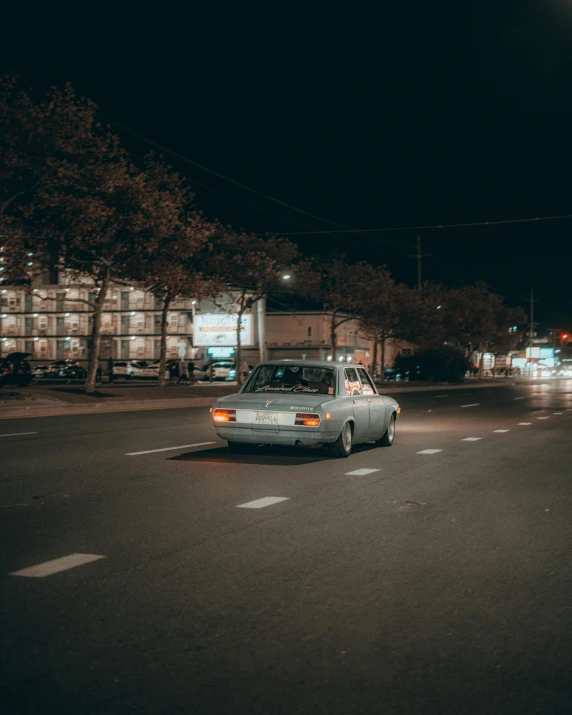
377,414,396,447
126,374,131,380
328,422,353,458
228,441,252,454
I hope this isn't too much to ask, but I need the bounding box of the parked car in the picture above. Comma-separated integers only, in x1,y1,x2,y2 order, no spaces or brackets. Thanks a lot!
46,360,87,379
141,363,170,380
212,360,400,458
112,361,146,379
32,364,50,378
210,361,237,381
0,352,33,388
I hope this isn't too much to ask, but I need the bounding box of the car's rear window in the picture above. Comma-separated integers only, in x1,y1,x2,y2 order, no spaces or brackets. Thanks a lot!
244,365,335,395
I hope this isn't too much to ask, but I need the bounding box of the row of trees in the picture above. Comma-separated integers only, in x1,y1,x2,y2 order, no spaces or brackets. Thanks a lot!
294,259,527,377
1,77,527,392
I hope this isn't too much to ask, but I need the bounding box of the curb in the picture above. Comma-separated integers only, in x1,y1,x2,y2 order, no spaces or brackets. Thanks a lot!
0,380,520,420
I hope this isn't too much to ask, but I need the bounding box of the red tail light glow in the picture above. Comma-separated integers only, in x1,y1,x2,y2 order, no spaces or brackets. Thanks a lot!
295,413,321,427
213,409,237,423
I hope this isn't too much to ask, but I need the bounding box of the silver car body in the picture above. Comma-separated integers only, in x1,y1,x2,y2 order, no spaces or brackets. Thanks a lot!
212,360,399,447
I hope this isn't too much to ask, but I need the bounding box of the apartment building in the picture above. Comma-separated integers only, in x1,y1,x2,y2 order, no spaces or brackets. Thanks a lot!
0,272,197,363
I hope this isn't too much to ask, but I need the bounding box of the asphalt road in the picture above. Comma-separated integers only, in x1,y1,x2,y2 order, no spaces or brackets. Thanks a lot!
2,381,572,714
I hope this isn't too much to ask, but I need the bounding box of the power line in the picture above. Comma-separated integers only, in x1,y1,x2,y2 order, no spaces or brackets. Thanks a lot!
111,122,405,254
109,121,357,231
257,213,572,235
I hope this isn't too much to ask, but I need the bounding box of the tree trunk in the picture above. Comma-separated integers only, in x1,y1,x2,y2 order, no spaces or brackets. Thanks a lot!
330,310,337,362
85,271,110,394
158,296,171,388
380,334,386,379
372,338,378,379
236,308,244,385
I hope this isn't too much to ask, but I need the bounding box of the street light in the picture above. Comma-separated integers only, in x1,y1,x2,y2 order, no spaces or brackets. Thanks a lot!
282,274,291,281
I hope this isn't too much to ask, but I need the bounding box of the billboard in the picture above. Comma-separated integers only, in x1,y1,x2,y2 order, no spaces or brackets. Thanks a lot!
194,313,253,347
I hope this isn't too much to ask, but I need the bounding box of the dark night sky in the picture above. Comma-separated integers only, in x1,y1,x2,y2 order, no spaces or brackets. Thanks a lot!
3,1,572,325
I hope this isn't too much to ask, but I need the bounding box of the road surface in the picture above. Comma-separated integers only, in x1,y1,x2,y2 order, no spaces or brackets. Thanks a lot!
2,381,572,714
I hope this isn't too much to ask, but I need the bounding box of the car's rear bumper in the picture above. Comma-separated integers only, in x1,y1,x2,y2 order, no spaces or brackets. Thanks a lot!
215,425,338,446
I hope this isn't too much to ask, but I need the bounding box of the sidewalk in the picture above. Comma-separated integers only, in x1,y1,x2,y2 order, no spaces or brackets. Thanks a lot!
0,378,521,420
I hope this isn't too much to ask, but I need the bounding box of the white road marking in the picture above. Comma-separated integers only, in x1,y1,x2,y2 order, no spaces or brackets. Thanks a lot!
518,422,532,426
0,431,38,438
417,449,443,455
461,403,480,408
462,437,482,441
10,553,105,578
493,430,510,433
513,397,526,400
537,417,550,420
236,497,289,509
345,468,381,476
553,412,563,415
126,442,215,456
434,395,449,398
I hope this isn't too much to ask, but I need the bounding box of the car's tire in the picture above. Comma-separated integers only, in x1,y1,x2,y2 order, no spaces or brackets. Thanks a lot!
228,441,252,454
327,422,353,458
377,414,396,447
126,374,131,380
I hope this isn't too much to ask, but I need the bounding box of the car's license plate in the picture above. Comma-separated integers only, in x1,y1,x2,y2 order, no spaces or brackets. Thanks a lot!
254,411,279,425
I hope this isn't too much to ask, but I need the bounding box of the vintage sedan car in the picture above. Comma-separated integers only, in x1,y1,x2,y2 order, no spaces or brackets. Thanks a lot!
211,360,400,458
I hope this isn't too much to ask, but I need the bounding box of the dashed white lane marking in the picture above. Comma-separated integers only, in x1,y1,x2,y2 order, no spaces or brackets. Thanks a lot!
346,468,381,476
0,431,38,438
236,497,289,509
553,412,563,415
126,442,215,456
462,437,482,441
493,430,510,433
461,403,480,408
513,397,526,401
10,553,105,578
417,449,443,455
518,422,532,426
537,417,550,420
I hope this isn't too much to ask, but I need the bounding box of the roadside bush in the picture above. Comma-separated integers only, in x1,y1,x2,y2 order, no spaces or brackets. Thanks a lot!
394,346,470,383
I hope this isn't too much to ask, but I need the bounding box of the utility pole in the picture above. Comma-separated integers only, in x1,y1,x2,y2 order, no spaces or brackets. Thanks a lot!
529,288,535,377
408,234,431,291
416,234,422,291
529,288,534,349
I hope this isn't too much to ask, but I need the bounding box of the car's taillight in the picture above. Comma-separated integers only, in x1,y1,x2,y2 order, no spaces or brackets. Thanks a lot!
295,413,321,427
213,409,237,423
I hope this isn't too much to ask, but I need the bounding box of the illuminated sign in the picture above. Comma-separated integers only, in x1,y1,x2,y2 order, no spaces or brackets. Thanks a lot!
207,346,235,358
194,313,253,347
526,347,540,358
539,348,554,358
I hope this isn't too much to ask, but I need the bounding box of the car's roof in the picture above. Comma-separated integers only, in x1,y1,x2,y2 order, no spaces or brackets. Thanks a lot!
258,359,356,369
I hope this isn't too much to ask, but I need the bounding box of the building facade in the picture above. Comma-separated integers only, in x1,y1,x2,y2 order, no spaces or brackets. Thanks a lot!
0,273,197,363
1,276,415,371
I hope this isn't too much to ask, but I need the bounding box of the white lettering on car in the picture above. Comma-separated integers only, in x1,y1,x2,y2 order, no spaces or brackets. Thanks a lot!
255,386,319,393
